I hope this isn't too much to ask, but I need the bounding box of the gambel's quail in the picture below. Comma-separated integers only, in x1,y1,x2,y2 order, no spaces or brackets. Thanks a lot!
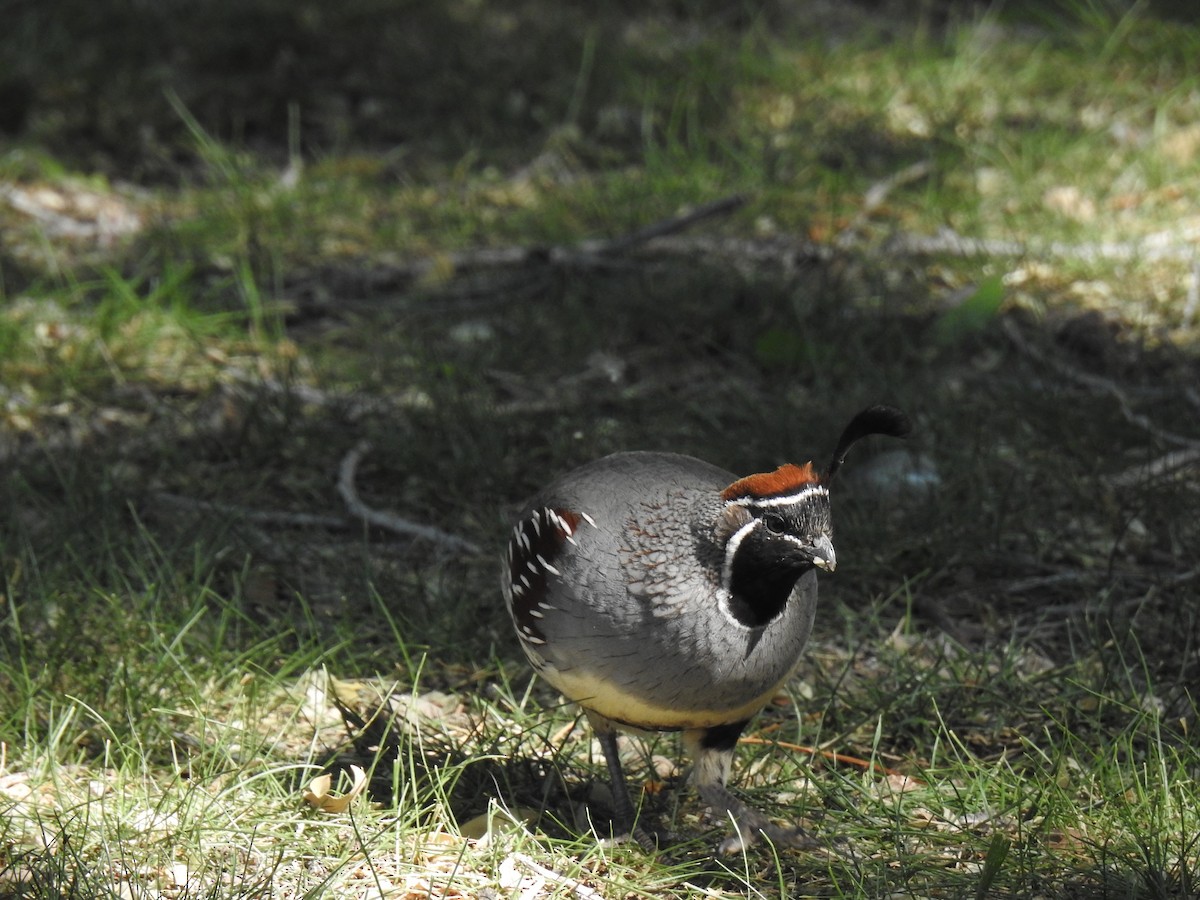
503,405,910,852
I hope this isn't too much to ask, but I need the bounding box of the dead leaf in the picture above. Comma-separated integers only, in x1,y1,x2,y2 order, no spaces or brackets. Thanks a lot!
1043,185,1096,222
458,805,540,841
877,772,923,798
1047,824,1090,854
302,764,368,813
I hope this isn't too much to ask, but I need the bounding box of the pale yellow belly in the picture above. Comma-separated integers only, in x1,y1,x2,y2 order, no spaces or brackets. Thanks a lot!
542,664,787,732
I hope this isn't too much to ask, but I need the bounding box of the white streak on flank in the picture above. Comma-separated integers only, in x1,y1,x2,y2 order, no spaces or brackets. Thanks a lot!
530,514,542,536
721,518,761,594
519,574,531,588
526,560,539,574
536,554,560,575
579,511,597,528
511,583,526,597
527,608,544,618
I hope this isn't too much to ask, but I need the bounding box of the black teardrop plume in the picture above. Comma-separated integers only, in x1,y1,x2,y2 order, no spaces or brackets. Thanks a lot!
825,405,912,481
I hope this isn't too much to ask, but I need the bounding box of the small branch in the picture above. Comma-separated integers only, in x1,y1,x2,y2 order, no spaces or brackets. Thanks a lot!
835,160,933,249
1110,447,1200,489
737,735,913,780
595,194,747,255
285,195,751,296
337,441,481,554
1003,318,1200,450
887,225,1200,265
439,194,748,268
280,210,1198,312
631,234,834,278
1167,566,1200,585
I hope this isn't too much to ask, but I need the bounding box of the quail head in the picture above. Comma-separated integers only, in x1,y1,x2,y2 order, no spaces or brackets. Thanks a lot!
503,405,911,853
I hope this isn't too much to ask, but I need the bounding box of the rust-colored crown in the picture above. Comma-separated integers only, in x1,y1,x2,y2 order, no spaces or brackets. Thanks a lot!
721,462,820,502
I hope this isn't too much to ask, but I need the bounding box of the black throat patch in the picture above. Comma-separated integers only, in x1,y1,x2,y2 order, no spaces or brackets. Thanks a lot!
726,556,805,628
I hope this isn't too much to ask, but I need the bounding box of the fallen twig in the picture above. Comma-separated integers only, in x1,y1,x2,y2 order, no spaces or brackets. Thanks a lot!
595,194,747,255
289,194,751,290
1003,317,1200,449
1110,447,1200,489
288,213,1197,306
835,160,933,249
337,441,481,554
738,735,914,780
887,225,1200,264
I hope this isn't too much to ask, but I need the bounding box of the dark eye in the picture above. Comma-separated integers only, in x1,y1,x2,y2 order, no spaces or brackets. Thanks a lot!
762,514,787,535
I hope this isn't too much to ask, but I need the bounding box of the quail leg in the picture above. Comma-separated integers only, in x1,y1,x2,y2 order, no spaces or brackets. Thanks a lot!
595,728,640,834
685,726,819,855
589,715,662,849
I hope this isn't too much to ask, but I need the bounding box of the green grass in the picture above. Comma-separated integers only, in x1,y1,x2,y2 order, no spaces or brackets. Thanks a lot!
3,1,1200,897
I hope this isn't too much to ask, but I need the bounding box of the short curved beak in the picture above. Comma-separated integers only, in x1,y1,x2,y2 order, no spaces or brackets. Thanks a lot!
811,536,837,573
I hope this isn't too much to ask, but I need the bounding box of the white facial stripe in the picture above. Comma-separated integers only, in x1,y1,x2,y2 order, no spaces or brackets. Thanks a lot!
721,517,761,593
725,484,828,509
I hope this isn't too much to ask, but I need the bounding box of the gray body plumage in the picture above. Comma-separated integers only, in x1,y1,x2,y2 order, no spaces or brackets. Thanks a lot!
513,452,818,729
502,450,831,853
503,405,910,853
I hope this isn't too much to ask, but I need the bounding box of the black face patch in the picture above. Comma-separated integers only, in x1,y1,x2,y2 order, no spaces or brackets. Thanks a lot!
724,493,831,627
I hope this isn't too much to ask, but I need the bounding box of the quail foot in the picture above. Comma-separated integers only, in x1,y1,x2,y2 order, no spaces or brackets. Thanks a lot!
503,405,910,853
